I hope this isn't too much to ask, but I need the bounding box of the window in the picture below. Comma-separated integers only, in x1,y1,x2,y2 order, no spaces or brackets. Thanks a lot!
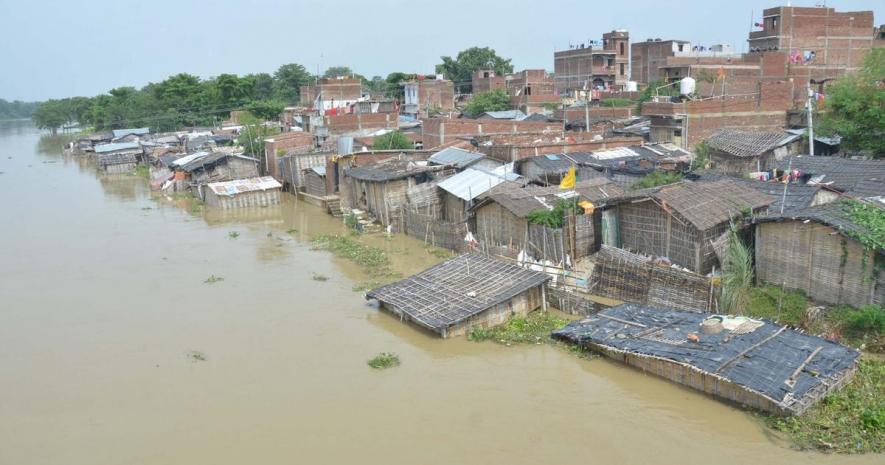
619,42,625,56
674,129,683,137
619,63,625,76
525,86,532,96
678,44,684,52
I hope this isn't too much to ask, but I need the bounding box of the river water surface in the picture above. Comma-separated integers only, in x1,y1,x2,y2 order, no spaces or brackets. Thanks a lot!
0,120,876,464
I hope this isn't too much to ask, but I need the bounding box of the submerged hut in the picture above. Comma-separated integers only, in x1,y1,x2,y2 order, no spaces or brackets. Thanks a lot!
366,254,551,338
203,176,282,209
552,304,859,416
96,152,139,174
302,166,327,197
754,201,884,307
344,157,443,226
178,152,260,186
613,180,774,274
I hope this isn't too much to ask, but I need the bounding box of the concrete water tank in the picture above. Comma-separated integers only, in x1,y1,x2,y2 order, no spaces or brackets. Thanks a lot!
680,77,696,96
625,81,638,92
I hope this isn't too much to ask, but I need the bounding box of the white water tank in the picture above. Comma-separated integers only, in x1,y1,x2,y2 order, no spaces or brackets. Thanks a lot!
625,81,638,92
680,77,696,96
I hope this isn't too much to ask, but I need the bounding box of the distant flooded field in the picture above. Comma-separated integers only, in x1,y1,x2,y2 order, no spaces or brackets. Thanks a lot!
0,120,878,465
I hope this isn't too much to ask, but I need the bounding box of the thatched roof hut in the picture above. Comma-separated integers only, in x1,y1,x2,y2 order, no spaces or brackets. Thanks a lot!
553,304,859,416
754,201,884,307
366,254,551,338
612,180,774,274
706,129,798,175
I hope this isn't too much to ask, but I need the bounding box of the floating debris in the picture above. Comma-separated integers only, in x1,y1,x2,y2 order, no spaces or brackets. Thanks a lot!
228,231,240,239
367,352,400,369
204,275,224,284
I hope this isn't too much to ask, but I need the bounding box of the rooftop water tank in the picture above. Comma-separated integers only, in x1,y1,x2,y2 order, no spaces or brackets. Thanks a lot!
680,77,696,96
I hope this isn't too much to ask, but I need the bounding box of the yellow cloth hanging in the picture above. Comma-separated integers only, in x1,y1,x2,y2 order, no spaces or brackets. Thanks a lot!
560,166,576,189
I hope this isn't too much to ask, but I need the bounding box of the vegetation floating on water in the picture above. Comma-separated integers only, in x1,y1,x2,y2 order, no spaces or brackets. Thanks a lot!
367,352,400,369
204,275,224,284
187,350,207,362
228,231,240,239
311,234,395,279
352,281,380,293
311,273,329,282
425,247,451,259
764,359,883,454
468,311,568,345
286,229,298,234
129,165,149,179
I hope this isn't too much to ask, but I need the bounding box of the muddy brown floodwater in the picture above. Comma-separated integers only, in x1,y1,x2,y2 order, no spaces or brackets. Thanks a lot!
0,120,877,465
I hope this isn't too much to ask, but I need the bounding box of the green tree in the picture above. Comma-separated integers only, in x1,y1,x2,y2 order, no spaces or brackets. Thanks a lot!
385,72,413,101
372,131,413,150
323,66,354,78
464,89,512,116
273,63,311,103
436,47,513,93
32,99,69,134
237,112,277,157
244,99,285,121
819,48,885,156
247,73,276,101
0,99,39,120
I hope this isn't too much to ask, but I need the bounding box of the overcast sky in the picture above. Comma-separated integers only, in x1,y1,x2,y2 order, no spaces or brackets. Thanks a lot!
2,0,882,101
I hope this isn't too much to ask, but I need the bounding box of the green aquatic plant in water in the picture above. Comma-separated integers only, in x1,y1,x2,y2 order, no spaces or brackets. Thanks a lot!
367,352,400,369
468,311,568,345
204,275,224,284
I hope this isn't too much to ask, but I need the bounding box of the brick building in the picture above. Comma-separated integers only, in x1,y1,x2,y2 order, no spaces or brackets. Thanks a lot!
555,30,629,96
263,131,316,179
747,5,877,102
299,77,363,111
642,80,793,149
472,70,506,94
402,77,455,118
421,118,563,148
505,69,559,113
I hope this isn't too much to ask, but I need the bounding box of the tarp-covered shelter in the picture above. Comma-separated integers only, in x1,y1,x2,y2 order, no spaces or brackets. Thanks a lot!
552,304,859,416
367,254,551,338
203,176,282,209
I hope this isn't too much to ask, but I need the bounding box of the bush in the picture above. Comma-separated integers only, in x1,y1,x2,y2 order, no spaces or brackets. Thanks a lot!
847,306,885,334
468,311,568,345
600,97,634,108
372,131,413,150
629,171,683,190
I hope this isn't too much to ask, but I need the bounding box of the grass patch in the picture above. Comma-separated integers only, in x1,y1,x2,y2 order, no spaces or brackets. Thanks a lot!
744,285,809,325
764,359,884,454
311,234,394,279
352,281,381,292
367,352,400,369
228,231,240,239
311,273,329,282
468,311,568,345
129,165,150,178
204,274,224,284
630,171,683,190
286,228,298,234
425,247,451,259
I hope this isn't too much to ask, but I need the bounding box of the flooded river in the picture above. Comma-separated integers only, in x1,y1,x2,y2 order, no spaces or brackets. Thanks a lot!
0,120,876,464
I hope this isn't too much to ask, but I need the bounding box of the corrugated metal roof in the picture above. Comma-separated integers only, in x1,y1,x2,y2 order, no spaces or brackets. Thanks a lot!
207,176,282,196
94,141,140,153
480,110,526,120
429,147,485,169
112,128,150,138
308,165,326,176
437,164,521,201
171,151,209,167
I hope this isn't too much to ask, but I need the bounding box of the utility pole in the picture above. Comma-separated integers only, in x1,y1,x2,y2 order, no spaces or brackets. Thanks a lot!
584,81,590,133
806,80,815,156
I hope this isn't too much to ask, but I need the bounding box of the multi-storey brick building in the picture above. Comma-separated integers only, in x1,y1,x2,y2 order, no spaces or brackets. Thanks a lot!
402,76,455,118
504,69,559,113
472,70,506,94
554,30,629,96
299,77,363,111
631,40,744,85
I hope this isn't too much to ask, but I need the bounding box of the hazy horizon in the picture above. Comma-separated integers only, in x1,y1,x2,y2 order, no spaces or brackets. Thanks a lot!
2,0,882,101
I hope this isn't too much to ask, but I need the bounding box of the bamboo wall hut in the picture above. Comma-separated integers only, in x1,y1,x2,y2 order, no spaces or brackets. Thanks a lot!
471,179,624,261
591,245,714,312
754,202,884,307
179,152,260,187
343,157,443,226
203,176,282,209
428,147,501,171
96,152,138,174
706,129,798,175
281,152,328,191
301,166,327,197
553,304,860,416
613,180,774,274
366,254,551,338
436,163,522,222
